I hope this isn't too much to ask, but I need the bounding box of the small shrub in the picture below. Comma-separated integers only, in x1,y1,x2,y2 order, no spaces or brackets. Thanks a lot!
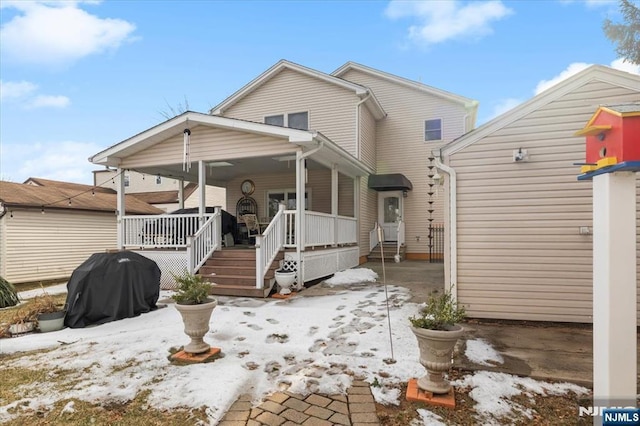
172,272,212,305
409,286,465,331
0,276,19,308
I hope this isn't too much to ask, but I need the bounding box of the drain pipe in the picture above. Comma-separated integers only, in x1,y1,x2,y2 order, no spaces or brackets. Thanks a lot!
433,152,458,302
355,94,370,159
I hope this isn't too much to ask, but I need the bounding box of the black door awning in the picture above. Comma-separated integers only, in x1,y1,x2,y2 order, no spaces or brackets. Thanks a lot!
368,174,413,191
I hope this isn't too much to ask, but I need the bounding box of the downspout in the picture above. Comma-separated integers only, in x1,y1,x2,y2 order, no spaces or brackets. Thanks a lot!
433,153,457,302
355,94,370,160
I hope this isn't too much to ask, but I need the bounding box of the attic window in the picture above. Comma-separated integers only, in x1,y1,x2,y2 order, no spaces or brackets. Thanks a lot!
425,119,442,141
264,112,308,130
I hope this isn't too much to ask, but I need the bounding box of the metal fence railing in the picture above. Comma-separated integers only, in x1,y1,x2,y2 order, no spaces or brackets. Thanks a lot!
429,223,444,263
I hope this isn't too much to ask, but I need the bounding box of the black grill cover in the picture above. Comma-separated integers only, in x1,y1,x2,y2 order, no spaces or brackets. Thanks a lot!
64,251,161,328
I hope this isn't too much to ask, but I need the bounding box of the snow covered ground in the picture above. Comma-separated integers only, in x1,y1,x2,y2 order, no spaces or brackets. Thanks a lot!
0,268,588,425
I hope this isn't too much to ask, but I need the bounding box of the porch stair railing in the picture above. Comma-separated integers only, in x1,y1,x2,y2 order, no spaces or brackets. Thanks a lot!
255,204,286,289
122,213,213,248
369,222,380,253
187,208,222,273
396,220,405,260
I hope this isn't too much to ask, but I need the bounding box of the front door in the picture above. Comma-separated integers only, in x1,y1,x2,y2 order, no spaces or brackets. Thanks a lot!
378,191,402,242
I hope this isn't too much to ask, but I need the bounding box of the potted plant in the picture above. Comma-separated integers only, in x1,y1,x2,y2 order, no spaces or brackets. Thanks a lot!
409,286,466,394
33,291,67,333
172,272,217,354
274,263,296,295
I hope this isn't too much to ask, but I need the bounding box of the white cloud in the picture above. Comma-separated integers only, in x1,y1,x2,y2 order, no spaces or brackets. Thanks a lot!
385,0,513,45
559,0,616,7
0,80,37,100
535,59,640,95
1,140,102,184
28,94,71,109
0,1,136,66
0,79,70,108
486,97,523,121
610,58,640,75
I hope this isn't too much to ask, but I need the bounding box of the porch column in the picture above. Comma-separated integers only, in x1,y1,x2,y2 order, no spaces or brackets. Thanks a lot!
198,160,206,224
331,164,338,247
116,167,126,249
296,151,306,288
178,178,185,210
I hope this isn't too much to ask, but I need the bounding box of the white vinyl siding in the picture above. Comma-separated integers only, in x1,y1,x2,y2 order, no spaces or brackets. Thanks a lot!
226,169,354,220
2,209,117,284
359,105,376,171
359,176,378,257
121,125,295,169
223,68,359,157
0,214,6,278
450,79,640,323
341,69,468,257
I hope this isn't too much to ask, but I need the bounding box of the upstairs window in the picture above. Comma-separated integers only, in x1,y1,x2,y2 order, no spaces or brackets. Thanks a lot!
265,114,284,126
424,119,442,141
264,112,308,130
288,112,308,130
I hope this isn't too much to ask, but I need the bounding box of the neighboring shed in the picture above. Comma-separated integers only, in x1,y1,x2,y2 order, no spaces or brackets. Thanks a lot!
0,179,162,284
439,65,640,323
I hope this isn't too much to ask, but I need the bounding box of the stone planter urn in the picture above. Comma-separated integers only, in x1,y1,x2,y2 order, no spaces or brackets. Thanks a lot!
411,325,464,393
174,298,217,354
274,270,296,295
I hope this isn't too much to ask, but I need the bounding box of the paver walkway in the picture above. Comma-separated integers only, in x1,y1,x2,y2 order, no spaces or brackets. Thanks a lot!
219,380,380,426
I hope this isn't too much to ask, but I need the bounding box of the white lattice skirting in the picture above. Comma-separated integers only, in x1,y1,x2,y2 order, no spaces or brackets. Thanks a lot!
134,250,188,290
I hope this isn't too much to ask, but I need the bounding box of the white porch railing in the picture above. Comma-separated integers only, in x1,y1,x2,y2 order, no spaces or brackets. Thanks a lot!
255,204,286,289
396,220,405,258
369,222,380,252
187,208,221,273
122,213,212,248
282,211,358,249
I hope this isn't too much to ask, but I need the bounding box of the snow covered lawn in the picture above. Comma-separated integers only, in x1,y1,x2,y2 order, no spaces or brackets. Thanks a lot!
0,268,589,425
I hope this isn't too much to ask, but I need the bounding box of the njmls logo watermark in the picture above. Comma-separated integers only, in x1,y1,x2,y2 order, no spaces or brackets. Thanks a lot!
579,406,638,417
579,407,640,425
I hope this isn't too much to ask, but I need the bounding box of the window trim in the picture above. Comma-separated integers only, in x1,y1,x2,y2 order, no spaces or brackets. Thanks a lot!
265,188,312,217
263,111,309,130
424,118,443,142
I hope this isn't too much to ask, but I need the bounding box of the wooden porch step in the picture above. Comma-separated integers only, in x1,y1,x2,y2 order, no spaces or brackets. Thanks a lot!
199,264,278,277
207,283,273,298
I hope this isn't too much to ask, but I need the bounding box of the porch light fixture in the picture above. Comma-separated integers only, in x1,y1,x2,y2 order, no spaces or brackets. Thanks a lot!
403,190,408,198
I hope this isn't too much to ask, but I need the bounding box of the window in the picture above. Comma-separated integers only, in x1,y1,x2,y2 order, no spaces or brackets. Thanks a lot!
264,112,308,130
267,189,310,217
424,119,442,141
288,112,308,130
124,174,130,187
156,175,162,185
265,114,284,126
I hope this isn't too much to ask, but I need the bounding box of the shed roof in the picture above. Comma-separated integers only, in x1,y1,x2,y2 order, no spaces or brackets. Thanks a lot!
441,65,640,157
0,180,162,215
130,183,198,204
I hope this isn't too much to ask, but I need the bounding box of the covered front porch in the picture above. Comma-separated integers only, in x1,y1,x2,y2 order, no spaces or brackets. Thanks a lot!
89,112,371,296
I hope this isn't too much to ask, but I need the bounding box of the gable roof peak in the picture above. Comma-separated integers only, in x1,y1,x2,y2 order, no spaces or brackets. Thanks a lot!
210,59,376,116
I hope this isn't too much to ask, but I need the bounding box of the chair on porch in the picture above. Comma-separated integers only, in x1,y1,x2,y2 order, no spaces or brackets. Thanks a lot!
240,214,261,244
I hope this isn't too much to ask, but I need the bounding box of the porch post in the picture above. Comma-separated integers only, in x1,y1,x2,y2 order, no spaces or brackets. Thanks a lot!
178,178,185,210
116,167,126,249
331,164,338,247
198,160,206,224
296,151,305,288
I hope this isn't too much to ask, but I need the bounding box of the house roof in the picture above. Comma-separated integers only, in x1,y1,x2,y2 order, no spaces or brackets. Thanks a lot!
24,177,115,194
90,111,324,167
209,59,386,120
332,61,479,118
440,65,640,157
0,180,163,215
130,182,198,204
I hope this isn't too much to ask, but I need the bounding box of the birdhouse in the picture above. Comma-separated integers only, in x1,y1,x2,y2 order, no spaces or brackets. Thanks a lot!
575,103,640,173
